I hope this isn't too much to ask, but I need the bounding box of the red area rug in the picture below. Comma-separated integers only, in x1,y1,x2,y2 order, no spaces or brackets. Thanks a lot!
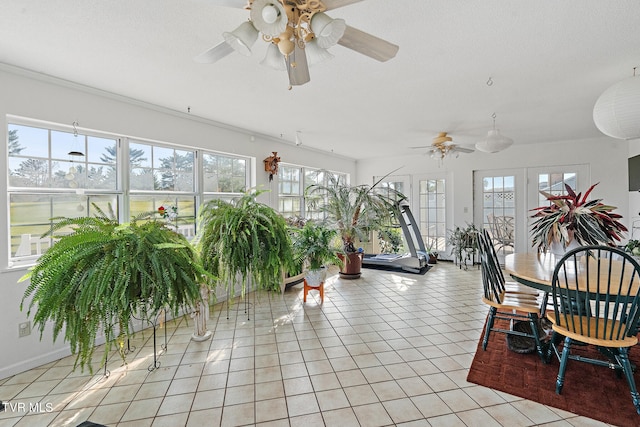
467,317,640,427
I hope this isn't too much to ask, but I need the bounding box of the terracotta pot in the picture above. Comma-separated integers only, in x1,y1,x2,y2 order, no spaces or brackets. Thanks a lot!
338,252,363,279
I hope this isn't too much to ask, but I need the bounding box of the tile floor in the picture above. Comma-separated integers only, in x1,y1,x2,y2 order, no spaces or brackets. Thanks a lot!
0,262,612,427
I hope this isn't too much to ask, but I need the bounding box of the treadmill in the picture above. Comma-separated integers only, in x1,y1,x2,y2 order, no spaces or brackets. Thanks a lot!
362,199,429,273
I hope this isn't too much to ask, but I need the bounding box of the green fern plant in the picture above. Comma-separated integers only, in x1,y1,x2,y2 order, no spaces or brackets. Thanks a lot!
197,189,295,295
291,221,341,271
20,205,210,373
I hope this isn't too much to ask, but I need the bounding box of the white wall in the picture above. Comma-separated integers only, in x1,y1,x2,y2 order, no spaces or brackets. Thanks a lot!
356,135,632,257
0,66,356,379
629,139,640,239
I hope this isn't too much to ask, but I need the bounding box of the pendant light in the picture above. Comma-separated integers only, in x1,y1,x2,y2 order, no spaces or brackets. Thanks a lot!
593,67,640,140
475,113,514,153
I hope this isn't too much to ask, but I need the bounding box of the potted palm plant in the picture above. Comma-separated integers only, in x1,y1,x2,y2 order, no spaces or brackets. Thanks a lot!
20,206,210,373
306,173,402,279
197,189,296,296
530,182,627,253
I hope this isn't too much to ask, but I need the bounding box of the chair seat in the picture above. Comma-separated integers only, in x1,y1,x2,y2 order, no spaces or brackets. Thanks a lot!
504,280,544,297
547,312,639,348
482,292,543,313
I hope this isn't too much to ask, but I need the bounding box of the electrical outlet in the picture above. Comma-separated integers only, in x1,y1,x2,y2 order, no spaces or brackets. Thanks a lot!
18,321,31,338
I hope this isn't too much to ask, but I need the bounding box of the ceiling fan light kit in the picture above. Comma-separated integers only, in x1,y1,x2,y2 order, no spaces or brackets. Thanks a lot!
223,21,259,56
196,0,399,87
250,0,288,36
593,69,640,140
310,12,346,48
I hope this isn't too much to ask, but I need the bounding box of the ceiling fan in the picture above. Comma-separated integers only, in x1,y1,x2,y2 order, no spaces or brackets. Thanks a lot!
412,132,475,160
195,0,399,87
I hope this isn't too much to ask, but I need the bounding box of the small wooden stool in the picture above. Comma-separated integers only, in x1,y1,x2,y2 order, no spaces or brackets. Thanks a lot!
303,278,324,304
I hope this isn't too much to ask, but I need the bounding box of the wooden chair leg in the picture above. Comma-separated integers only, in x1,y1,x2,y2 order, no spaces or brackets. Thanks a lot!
319,282,324,304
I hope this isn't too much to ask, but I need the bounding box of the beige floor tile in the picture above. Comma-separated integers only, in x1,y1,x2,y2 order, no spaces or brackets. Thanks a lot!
220,402,255,427
14,379,61,399
255,380,285,401
315,388,350,411
224,384,254,406
437,388,480,412
455,408,502,427
255,397,288,423
151,412,189,427
286,392,320,417
120,397,163,422
344,384,379,406
483,402,535,427
352,402,394,427
185,407,223,427
156,392,195,416
411,393,453,418
283,376,313,396
371,380,407,401
88,401,129,424
382,397,424,424
309,372,340,391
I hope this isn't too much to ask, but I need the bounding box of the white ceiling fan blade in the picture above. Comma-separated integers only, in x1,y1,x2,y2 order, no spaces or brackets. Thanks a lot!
194,41,235,64
322,0,366,10
338,25,399,62
209,0,249,8
286,44,310,86
453,146,475,154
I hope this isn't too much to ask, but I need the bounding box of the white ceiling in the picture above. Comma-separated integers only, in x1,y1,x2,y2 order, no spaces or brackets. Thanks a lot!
1,0,639,159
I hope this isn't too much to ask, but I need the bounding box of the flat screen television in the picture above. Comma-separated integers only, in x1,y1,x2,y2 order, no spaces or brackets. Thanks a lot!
630,154,640,191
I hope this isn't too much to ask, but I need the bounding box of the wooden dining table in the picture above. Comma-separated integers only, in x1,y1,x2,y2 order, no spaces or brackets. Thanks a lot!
504,251,640,296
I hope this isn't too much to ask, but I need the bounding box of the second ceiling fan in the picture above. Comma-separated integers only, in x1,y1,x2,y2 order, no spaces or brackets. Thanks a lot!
195,0,399,87
413,132,475,160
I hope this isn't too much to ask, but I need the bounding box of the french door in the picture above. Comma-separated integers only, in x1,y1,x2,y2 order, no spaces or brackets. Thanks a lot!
474,169,523,262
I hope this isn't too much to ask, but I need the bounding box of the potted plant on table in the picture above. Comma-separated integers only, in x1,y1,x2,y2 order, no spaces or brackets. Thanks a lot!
306,173,403,279
197,189,296,295
20,205,210,373
530,182,627,253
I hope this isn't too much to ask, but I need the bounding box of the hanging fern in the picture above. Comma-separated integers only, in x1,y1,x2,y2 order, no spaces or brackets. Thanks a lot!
197,189,295,295
20,207,211,373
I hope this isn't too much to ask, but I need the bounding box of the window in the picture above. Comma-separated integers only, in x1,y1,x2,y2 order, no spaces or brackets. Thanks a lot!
537,172,577,204
278,165,302,219
202,152,248,196
7,118,252,267
419,178,446,253
128,140,197,238
8,121,120,266
277,165,348,220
